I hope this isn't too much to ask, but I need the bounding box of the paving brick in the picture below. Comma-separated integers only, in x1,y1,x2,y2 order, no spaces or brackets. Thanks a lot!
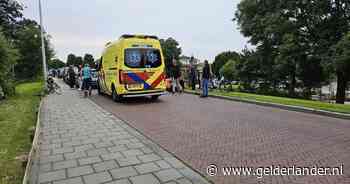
38,170,66,183
178,168,209,184
121,149,144,157
81,138,101,145
94,141,114,148
108,145,128,153
105,179,130,184
83,171,112,184
62,140,81,147
138,153,161,163
40,154,64,164
64,151,87,160
39,163,52,172
164,157,186,169
134,162,161,174
78,156,102,165
110,166,138,179
116,156,141,167
52,147,74,155
67,165,94,177
155,169,183,182
126,142,146,149
101,152,124,161
86,147,108,157
176,178,193,184
40,143,61,150
40,150,51,156
53,177,84,184
155,160,172,169
93,160,119,172
141,147,154,154
112,139,131,146
130,174,160,184
75,144,94,152
53,159,77,170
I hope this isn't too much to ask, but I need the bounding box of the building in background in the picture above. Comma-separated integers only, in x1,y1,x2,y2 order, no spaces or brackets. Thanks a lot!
179,56,200,66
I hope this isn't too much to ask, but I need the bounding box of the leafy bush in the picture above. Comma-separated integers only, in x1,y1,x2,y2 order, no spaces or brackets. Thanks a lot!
219,60,237,81
0,29,18,96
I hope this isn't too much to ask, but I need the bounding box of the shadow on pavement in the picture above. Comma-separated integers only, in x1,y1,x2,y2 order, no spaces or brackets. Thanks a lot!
90,91,166,106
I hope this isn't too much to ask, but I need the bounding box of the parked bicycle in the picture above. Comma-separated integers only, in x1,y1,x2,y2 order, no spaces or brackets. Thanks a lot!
47,77,62,95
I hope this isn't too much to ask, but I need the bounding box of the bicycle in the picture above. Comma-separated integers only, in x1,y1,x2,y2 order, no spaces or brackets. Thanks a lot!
47,77,62,95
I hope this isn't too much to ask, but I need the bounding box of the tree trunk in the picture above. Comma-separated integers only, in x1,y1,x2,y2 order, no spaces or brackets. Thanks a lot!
335,71,347,104
289,63,296,97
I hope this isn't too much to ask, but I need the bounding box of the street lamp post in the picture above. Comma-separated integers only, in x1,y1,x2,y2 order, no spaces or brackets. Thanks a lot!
39,0,48,88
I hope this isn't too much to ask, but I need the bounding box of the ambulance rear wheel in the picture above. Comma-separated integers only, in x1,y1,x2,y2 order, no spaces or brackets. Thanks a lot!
97,82,102,95
151,95,160,101
112,87,122,102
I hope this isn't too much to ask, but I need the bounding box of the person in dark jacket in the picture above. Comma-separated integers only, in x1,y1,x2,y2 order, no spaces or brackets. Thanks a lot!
201,60,211,97
189,64,196,90
68,65,76,89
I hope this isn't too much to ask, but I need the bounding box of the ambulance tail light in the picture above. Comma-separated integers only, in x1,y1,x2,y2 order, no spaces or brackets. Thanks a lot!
119,70,128,84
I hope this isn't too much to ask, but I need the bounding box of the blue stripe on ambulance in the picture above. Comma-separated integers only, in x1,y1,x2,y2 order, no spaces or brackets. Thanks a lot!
127,73,152,89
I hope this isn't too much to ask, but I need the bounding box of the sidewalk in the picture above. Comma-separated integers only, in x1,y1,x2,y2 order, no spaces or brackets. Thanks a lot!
30,80,210,184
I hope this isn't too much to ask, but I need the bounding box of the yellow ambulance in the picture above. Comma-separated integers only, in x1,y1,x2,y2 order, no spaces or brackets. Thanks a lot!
97,34,166,101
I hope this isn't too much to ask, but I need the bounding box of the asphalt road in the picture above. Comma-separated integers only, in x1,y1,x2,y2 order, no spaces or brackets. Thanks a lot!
90,93,350,184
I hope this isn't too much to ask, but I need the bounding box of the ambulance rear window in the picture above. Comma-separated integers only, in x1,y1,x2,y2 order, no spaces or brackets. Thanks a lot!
125,48,162,68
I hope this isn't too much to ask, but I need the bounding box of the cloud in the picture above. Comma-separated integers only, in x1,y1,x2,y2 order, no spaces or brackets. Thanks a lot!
18,0,248,62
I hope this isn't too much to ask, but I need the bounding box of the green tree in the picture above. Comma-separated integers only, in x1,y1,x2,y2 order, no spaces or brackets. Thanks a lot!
234,0,346,98
159,37,182,72
315,1,350,104
235,49,261,91
14,19,54,80
48,58,65,69
213,51,240,76
332,33,350,104
0,0,23,38
0,29,18,96
66,53,76,66
219,60,237,81
235,0,284,93
83,53,95,67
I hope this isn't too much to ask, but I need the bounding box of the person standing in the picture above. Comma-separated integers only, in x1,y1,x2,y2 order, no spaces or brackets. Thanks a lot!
190,64,196,90
201,60,211,97
197,71,201,89
170,59,182,94
219,75,225,90
82,64,92,97
68,65,76,89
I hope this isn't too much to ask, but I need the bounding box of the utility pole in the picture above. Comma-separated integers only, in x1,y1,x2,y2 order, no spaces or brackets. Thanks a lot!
39,0,48,88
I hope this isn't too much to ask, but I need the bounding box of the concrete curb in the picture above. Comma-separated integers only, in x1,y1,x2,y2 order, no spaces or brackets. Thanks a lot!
22,98,43,184
185,91,350,120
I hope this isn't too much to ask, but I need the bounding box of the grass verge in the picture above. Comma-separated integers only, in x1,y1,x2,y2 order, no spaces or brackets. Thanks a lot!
0,82,42,184
187,89,350,114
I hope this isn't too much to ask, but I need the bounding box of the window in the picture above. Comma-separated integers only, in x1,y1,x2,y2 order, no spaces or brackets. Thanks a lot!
125,48,162,68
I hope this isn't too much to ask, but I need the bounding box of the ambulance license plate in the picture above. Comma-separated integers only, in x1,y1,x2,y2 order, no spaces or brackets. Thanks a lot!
128,84,143,90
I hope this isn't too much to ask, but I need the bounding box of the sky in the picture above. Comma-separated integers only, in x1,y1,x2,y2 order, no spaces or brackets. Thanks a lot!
17,0,249,62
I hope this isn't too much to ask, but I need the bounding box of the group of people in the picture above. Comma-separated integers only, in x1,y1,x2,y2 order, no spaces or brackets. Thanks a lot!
65,59,213,98
168,58,212,98
167,59,185,94
67,64,93,97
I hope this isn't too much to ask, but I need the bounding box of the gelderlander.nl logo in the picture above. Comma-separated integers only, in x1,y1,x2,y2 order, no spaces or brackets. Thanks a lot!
207,164,344,179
